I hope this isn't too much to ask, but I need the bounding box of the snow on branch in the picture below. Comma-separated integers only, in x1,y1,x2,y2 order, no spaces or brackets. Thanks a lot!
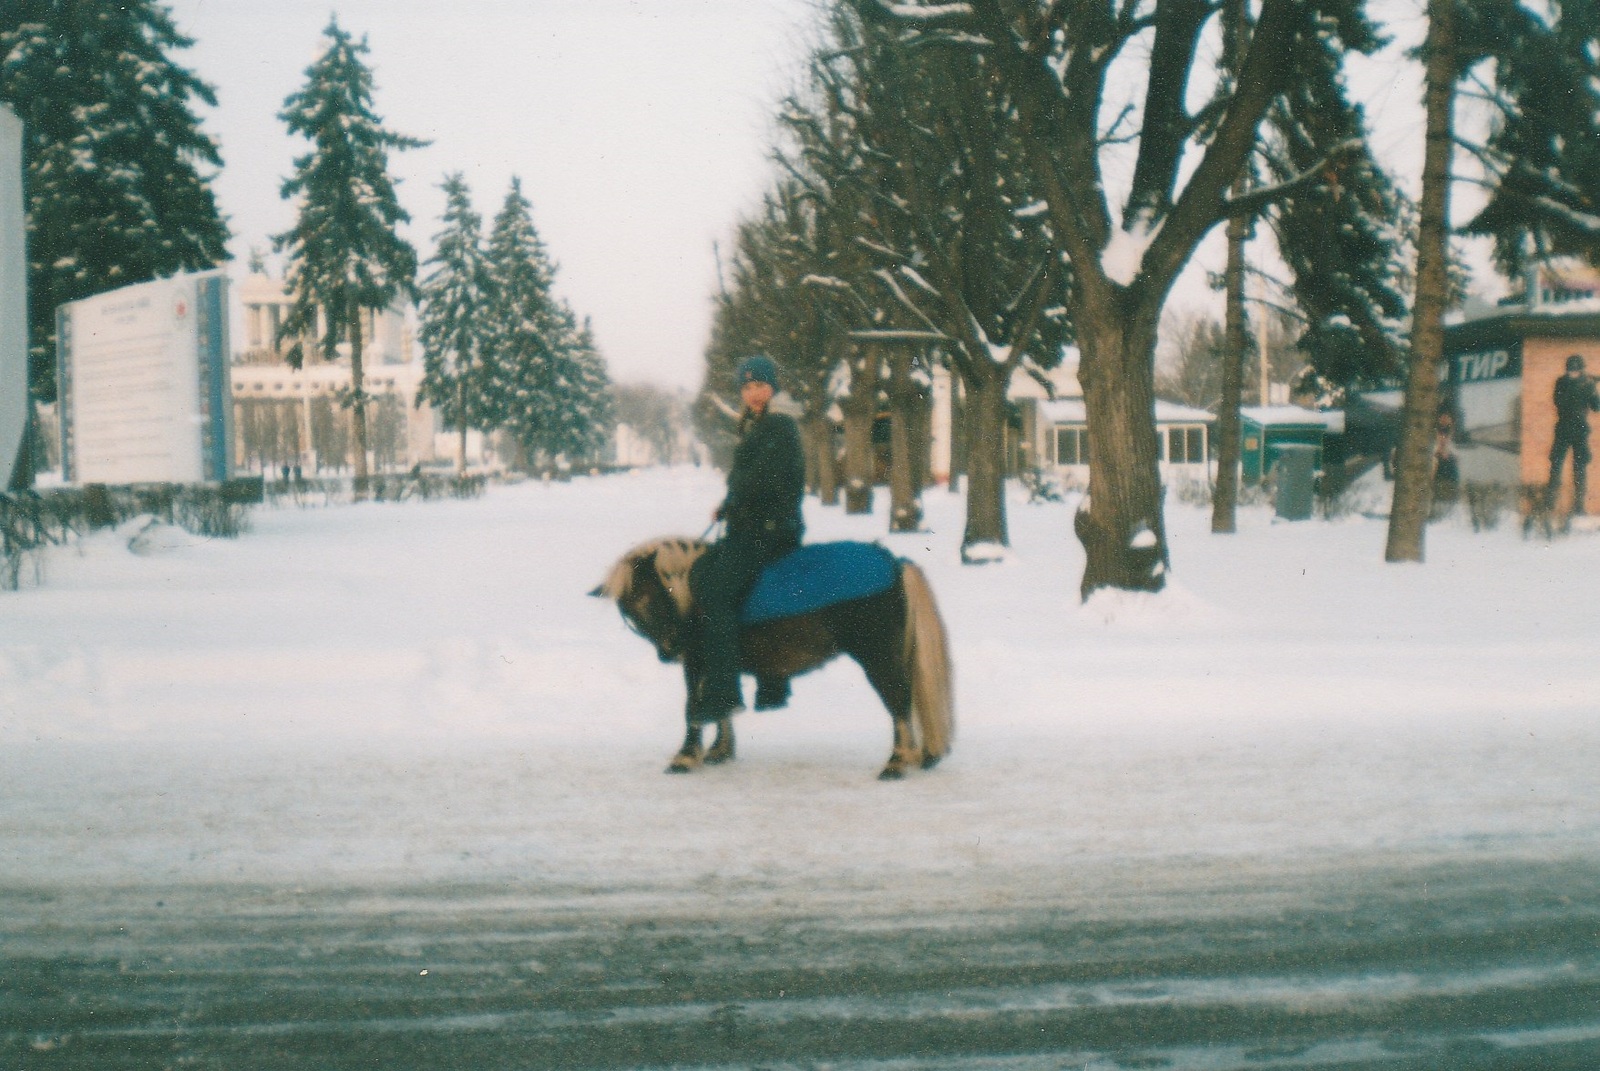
800,274,853,291
903,32,994,48
871,268,946,336
708,393,741,421
900,265,940,297
874,2,976,20
1101,212,1161,287
1530,195,1600,234
849,329,950,342
854,236,906,262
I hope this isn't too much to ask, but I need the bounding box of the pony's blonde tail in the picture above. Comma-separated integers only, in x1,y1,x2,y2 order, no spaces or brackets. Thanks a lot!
901,561,954,766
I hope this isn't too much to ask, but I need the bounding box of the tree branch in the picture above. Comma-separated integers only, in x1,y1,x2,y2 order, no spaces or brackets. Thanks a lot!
1221,138,1364,219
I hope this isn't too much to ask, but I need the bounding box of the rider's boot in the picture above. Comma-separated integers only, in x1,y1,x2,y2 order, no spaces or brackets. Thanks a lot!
754,675,791,711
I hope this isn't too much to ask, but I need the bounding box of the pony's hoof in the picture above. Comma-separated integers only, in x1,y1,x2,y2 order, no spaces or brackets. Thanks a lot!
877,765,906,781
703,750,734,766
665,758,699,774
920,753,943,771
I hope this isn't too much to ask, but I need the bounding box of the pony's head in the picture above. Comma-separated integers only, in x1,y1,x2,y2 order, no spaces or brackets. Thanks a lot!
590,537,709,662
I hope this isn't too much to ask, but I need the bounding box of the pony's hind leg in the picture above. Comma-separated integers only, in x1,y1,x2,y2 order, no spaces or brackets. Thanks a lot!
851,657,918,779
854,638,920,780
704,718,736,765
878,716,919,781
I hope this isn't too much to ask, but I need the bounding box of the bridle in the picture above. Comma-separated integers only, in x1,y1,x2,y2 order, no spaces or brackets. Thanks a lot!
617,558,688,657
619,606,655,644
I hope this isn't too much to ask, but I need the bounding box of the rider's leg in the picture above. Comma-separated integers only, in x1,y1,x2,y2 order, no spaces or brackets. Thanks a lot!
691,536,765,723
750,531,800,712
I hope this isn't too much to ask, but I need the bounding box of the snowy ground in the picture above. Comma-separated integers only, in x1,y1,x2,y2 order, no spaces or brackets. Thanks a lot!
4,467,1600,1068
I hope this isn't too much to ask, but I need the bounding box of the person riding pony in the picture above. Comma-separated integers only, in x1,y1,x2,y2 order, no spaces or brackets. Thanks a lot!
691,355,805,724
593,353,954,779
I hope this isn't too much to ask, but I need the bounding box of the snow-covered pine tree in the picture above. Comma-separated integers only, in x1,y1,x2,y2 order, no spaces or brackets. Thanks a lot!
417,173,495,474
547,311,614,469
1464,2,1600,273
484,178,563,472
0,0,230,402
273,17,425,495
1263,13,1410,394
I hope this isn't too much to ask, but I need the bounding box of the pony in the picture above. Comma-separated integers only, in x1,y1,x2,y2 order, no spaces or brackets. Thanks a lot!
591,537,954,780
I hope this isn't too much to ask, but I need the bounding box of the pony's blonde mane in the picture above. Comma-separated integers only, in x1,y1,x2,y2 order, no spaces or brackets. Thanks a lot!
595,536,709,615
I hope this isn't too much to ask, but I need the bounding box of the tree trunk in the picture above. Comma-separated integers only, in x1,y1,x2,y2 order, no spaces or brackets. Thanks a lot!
1386,0,1455,563
960,374,1009,556
348,300,371,499
948,372,966,494
887,345,922,532
803,412,840,506
456,377,469,476
1075,312,1168,599
841,346,881,514
1212,195,1249,534
912,381,931,492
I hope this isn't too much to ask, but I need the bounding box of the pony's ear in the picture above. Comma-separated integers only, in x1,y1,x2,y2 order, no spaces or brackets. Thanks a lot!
587,584,605,598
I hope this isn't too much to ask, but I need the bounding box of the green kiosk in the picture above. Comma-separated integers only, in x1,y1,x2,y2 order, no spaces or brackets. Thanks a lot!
1239,406,1331,485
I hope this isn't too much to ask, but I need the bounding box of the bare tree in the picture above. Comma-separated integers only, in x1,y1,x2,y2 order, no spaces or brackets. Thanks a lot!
790,9,1070,557
1157,311,1228,411
864,0,1374,594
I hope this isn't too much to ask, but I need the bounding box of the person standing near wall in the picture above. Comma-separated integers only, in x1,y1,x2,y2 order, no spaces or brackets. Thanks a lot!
1546,354,1600,515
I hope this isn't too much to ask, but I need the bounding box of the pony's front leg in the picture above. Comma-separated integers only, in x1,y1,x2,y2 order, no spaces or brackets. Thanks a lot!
704,718,736,765
667,723,706,774
668,661,707,774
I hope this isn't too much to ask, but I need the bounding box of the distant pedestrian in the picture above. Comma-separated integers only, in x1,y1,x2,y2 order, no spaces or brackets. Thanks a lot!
1433,409,1459,485
1427,408,1459,521
1545,354,1600,515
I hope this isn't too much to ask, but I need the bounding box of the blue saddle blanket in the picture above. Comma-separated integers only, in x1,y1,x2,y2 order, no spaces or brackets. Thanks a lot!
742,541,897,624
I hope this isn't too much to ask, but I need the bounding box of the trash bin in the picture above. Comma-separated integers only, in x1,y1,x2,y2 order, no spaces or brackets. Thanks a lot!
1273,443,1318,521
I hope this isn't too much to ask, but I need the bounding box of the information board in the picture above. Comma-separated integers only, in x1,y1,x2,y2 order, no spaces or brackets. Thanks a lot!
0,105,25,487
57,271,232,485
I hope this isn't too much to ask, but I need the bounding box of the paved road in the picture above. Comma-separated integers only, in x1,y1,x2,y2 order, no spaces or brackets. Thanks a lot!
5,856,1600,1070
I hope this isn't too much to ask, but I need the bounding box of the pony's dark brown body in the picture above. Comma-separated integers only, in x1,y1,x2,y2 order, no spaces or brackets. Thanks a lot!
594,537,953,780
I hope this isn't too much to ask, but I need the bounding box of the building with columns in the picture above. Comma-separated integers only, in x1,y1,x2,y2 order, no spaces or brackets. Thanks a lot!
231,272,446,476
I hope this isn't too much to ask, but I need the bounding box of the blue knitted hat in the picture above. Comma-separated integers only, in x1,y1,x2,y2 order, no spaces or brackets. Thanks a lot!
735,355,780,390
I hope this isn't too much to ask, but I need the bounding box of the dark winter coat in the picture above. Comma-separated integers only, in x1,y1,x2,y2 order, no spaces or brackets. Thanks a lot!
719,409,805,544
1553,373,1600,440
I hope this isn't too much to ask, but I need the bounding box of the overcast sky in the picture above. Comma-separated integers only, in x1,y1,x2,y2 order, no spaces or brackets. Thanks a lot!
162,1,1467,392
165,0,821,391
